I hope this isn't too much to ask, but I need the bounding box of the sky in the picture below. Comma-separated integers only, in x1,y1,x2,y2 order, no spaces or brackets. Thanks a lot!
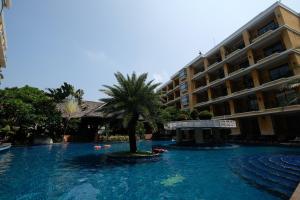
1,0,300,101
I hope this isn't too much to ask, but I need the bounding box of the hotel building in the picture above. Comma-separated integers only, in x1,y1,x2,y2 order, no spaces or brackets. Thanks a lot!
0,1,10,81
158,2,300,140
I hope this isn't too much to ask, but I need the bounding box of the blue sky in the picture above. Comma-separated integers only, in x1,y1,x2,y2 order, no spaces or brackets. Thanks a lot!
1,0,300,100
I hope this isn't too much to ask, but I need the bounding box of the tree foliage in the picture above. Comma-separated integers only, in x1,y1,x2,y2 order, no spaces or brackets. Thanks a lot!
100,72,160,152
47,82,84,104
0,86,63,144
199,110,214,120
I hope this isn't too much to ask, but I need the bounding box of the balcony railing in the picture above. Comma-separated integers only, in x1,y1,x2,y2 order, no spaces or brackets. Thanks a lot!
208,61,220,69
257,52,281,64
226,49,241,59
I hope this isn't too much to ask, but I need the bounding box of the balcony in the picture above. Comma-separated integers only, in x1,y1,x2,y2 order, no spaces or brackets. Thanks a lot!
194,74,300,109
166,96,181,106
251,21,279,43
257,52,281,63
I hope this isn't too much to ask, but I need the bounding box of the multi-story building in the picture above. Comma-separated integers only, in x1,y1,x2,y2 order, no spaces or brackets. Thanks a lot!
158,2,300,140
0,0,10,81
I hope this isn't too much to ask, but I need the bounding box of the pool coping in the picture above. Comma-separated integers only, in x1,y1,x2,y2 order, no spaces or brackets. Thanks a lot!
290,183,300,200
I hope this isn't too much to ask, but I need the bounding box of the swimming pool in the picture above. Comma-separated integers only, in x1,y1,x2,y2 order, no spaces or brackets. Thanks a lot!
0,141,299,200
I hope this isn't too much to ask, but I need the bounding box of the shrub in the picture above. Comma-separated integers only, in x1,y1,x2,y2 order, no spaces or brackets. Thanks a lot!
98,135,129,142
199,110,213,120
190,110,199,120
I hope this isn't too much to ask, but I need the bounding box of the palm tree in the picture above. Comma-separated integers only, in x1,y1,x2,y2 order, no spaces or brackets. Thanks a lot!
47,82,84,104
101,72,160,153
62,96,79,134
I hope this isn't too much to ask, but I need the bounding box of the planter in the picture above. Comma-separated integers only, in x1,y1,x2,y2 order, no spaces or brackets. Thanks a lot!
107,151,161,163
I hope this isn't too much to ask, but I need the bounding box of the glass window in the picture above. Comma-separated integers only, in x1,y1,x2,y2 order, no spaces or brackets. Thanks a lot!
258,20,278,36
264,42,284,57
179,69,187,79
248,96,258,111
269,64,292,81
180,82,188,91
243,75,254,88
239,60,249,69
276,90,298,106
217,68,225,78
181,95,189,106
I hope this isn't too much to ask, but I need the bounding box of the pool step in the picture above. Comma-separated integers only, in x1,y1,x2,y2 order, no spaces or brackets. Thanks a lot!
230,154,300,199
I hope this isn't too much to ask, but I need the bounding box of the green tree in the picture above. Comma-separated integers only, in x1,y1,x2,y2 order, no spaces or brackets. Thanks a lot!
0,86,63,144
47,82,84,104
101,72,160,153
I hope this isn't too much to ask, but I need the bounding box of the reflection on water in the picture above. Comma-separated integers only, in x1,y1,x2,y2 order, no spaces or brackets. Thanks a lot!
0,152,13,175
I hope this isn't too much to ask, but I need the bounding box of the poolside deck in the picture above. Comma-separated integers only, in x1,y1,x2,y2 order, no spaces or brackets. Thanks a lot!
0,143,11,152
290,183,300,200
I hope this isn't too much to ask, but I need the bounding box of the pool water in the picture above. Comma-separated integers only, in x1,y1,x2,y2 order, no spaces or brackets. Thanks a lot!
0,141,299,200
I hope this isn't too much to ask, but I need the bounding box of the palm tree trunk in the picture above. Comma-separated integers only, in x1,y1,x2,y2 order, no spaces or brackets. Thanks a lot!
128,116,138,153
129,131,137,153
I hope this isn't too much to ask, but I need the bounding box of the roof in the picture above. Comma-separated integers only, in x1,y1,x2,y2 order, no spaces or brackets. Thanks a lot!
184,2,299,68
57,100,105,118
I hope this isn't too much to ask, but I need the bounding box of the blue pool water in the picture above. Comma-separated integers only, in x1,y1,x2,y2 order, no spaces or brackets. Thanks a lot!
0,141,300,200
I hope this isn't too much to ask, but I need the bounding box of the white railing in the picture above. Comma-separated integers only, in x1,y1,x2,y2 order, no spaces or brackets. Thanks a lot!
164,120,236,130
251,29,274,43
226,49,241,59
257,52,280,63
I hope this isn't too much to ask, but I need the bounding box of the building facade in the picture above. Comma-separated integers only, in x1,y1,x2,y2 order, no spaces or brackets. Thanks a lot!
158,2,300,141
0,1,10,81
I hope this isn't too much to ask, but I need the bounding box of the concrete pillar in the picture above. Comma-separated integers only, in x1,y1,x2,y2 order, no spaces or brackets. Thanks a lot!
231,119,241,135
207,88,212,100
229,100,235,114
205,74,210,84
224,63,229,76
194,128,204,144
225,80,232,95
220,46,227,60
256,91,265,110
204,58,209,70
242,30,251,46
251,69,260,87
258,116,275,135
247,49,255,65
275,7,300,32
289,54,300,75
176,129,182,143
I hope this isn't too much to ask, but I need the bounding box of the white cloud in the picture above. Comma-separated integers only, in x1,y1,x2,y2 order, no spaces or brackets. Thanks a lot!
83,49,108,63
152,70,169,84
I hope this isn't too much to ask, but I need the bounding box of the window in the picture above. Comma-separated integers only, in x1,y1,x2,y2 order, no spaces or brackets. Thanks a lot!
264,42,284,57
269,64,292,81
258,20,278,36
217,68,225,78
276,90,298,106
181,95,189,106
239,60,249,69
180,82,188,91
179,69,187,79
248,96,259,111
243,75,254,88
